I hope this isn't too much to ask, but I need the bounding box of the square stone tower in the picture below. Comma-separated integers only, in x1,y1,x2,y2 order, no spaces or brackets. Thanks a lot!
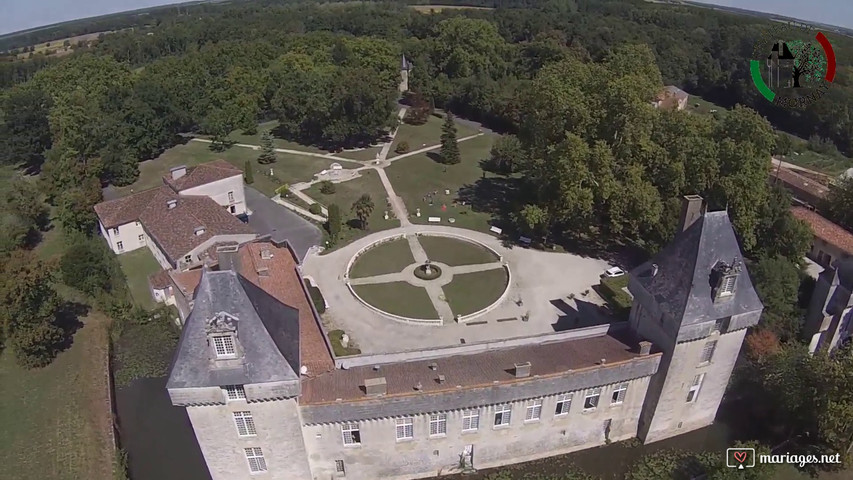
628,195,764,443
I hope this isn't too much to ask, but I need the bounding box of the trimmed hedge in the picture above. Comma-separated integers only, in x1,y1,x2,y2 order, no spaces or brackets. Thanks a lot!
599,275,632,319
304,280,326,314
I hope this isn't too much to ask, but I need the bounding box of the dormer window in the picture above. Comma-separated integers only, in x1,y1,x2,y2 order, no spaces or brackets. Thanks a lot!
719,275,736,296
213,335,236,358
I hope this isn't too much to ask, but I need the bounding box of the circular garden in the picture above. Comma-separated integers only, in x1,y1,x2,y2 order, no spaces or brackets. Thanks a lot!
347,234,510,322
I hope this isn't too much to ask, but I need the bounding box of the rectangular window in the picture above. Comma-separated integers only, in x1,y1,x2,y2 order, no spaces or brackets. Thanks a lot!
213,335,236,358
701,340,717,363
429,413,447,436
687,373,705,403
116,241,124,252
335,459,346,476
223,385,246,401
494,404,512,427
525,399,543,422
342,422,361,446
228,191,235,203
244,447,267,474
113,227,120,235
396,417,413,440
611,383,628,405
138,234,145,244
233,411,257,437
462,410,480,432
555,393,573,416
584,388,601,410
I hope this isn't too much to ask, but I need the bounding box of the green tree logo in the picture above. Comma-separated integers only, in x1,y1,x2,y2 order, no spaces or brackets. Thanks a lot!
788,40,827,88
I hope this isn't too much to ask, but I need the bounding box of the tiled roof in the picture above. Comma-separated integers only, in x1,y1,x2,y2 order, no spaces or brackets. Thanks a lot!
300,330,647,404
237,242,335,375
772,167,829,199
792,207,853,255
149,269,172,290
139,194,255,265
163,160,242,192
94,187,174,229
171,269,203,298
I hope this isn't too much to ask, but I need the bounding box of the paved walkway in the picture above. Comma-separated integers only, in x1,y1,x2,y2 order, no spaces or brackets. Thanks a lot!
377,168,410,226
302,225,613,354
272,195,326,222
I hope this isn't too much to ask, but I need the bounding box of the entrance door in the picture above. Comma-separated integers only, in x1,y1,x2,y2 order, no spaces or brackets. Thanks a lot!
462,445,474,469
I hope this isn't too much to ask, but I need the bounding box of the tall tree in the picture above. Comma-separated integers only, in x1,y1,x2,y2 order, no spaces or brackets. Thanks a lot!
823,176,853,232
0,250,64,368
244,160,254,185
351,194,374,230
0,87,53,169
326,203,342,243
440,112,460,165
258,130,277,164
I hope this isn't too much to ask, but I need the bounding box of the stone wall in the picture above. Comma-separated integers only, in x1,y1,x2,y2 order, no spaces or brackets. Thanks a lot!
302,377,651,480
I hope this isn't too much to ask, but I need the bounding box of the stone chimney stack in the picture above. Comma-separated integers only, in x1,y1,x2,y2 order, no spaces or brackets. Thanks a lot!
679,195,704,232
639,341,652,355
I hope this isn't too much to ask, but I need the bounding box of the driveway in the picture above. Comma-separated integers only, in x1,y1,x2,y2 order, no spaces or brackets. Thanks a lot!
244,187,322,262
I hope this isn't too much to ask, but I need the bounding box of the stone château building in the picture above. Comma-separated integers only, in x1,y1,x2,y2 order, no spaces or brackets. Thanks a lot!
166,195,762,480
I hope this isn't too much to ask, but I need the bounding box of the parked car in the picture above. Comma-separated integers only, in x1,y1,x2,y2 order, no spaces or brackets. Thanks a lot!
604,267,625,278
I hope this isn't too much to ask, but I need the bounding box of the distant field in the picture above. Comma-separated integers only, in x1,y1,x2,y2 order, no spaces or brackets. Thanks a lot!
13,31,109,59
410,4,494,13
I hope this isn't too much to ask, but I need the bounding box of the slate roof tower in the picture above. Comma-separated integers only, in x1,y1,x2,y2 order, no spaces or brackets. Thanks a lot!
628,195,764,443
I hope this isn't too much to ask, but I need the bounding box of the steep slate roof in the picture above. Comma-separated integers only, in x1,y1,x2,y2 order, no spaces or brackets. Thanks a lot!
661,85,688,100
163,159,242,192
792,207,853,256
237,242,334,376
166,269,300,389
139,194,255,265
94,187,174,229
630,211,763,326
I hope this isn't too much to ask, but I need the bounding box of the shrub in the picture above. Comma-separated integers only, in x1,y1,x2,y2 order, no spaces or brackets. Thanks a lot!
599,275,632,319
308,203,322,215
319,180,336,194
304,280,326,314
275,184,290,196
395,141,410,154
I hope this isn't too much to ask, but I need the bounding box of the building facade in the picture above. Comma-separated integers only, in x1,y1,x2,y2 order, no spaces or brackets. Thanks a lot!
804,259,853,353
791,207,853,268
167,196,762,480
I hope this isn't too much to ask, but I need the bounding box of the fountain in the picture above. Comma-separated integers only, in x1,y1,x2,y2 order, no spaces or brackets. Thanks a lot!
413,259,442,280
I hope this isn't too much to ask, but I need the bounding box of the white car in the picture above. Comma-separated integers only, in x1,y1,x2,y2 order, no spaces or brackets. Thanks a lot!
604,267,625,278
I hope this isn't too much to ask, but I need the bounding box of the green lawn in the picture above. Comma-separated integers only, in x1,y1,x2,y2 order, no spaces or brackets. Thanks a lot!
327,329,362,357
386,134,497,233
443,267,509,317
418,235,498,266
779,148,853,176
117,248,163,309
215,120,327,154
304,169,400,249
337,146,383,162
352,282,439,319
684,95,727,119
349,236,415,278
389,113,478,158
0,312,114,480
111,141,355,198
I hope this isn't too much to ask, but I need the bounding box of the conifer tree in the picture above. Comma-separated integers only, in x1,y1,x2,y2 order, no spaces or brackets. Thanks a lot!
440,111,460,164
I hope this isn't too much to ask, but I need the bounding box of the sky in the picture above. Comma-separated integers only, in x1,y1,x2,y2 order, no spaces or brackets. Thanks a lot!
692,0,853,30
2,0,853,36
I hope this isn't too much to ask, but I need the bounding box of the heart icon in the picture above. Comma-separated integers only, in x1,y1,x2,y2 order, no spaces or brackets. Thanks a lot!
733,451,748,463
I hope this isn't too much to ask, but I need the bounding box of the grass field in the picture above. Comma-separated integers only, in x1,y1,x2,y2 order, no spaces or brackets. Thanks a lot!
117,249,162,309
304,169,400,249
0,311,114,480
111,141,355,198
386,134,497,233
418,235,498,266
349,236,415,278
443,268,509,317
389,114,477,158
352,282,439,319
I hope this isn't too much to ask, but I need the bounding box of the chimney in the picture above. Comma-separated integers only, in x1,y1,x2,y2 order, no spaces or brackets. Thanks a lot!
260,249,272,260
437,374,446,384
514,362,531,378
364,377,386,396
257,267,269,277
170,165,187,180
678,195,704,232
193,226,205,236
639,341,652,355
167,199,178,209
651,264,659,277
